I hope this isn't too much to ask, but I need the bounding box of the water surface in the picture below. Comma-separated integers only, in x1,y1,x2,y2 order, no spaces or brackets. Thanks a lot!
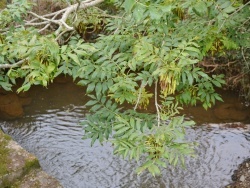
1,82,250,188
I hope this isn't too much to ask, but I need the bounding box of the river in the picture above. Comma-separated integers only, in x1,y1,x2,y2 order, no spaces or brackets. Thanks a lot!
1,80,250,188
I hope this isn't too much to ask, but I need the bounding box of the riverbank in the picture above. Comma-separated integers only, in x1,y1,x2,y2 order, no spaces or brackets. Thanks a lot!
0,130,62,188
225,158,250,188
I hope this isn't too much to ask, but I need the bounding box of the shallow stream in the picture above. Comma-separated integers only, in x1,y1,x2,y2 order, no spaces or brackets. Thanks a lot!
1,81,250,188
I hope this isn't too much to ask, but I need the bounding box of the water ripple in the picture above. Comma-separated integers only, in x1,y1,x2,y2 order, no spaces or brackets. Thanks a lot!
0,85,250,188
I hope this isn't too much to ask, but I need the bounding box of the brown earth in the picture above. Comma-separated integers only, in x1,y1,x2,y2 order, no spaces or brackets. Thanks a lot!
225,158,250,188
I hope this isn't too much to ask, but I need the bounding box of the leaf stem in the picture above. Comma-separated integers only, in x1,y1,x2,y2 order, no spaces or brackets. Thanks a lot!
134,81,145,111
155,81,160,127
218,1,250,33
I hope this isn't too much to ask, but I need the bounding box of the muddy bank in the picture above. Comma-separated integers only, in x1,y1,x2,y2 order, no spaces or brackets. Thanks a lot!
225,158,250,188
0,130,62,188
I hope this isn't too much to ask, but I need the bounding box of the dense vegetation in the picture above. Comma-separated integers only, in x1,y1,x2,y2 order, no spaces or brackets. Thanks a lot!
0,0,249,175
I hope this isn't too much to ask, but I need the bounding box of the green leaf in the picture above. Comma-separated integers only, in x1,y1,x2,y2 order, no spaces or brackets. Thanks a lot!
46,64,56,74
161,5,172,13
17,83,31,93
85,100,98,106
68,53,80,65
149,7,162,20
197,71,209,79
185,47,200,53
187,73,194,85
123,0,136,12
148,164,161,177
212,80,221,87
113,124,125,130
115,127,130,136
87,82,95,93
91,133,99,146
133,4,146,21
130,118,135,127
0,82,12,91
90,104,102,111
77,80,89,86
61,45,67,53
214,94,224,102
223,6,235,13
95,82,102,96
193,1,207,16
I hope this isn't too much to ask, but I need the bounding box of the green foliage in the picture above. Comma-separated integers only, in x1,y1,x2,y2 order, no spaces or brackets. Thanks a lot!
0,28,60,91
0,0,32,29
0,0,249,176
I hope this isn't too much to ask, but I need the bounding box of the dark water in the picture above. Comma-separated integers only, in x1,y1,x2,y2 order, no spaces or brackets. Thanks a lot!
1,82,250,188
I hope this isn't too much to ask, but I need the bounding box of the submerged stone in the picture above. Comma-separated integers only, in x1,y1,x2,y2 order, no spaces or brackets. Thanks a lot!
0,94,24,119
0,92,33,119
214,103,249,121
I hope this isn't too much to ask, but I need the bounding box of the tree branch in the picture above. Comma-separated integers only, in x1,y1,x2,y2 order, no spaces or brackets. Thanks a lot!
134,82,144,111
218,1,250,33
26,0,104,36
0,59,26,69
155,81,160,127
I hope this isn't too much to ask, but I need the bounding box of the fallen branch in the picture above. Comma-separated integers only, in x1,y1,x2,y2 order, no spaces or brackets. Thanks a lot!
26,0,104,36
0,59,26,69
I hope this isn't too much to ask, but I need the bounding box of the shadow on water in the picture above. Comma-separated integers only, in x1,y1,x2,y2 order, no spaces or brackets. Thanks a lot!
0,80,250,188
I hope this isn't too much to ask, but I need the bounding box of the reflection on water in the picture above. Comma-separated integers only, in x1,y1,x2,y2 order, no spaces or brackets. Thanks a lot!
0,82,250,188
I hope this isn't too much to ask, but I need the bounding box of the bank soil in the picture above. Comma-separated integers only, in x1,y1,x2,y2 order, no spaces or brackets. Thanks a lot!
226,158,250,188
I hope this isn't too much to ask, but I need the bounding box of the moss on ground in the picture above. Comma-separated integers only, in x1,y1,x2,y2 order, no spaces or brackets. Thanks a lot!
0,130,41,188
0,130,53,188
23,158,40,174
0,130,10,177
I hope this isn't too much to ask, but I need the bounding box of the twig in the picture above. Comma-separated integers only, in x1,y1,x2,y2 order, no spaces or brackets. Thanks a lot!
0,59,26,69
241,47,249,69
155,81,160,127
134,81,147,111
55,29,72,42
25,0,104,37
28,11,61,25
56,0,104,35
218,1,250,33
38,23,51,33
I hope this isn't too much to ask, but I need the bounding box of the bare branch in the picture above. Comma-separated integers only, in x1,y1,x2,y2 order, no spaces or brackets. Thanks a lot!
26,0,105,36
218,1,250,33
38,23,51,33
0,59,26,69
155,81,160,127
242,47,249,70
134,82,144,111
28,11,61,25
56,0,104,35
25,20,50,26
